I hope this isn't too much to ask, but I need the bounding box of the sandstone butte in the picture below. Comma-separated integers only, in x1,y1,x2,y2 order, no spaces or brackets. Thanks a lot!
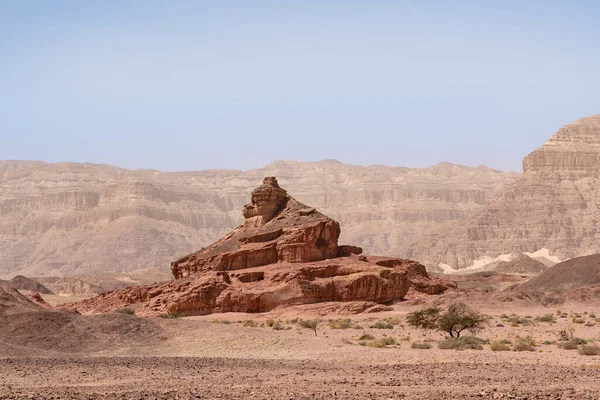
69,177,454,316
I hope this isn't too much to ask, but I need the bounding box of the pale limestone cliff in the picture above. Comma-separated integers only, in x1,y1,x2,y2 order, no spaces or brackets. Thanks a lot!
407,114,600,270
523,114,600,181
0,160,516,277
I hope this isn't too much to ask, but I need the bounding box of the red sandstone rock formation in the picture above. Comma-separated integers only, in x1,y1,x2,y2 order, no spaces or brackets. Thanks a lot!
68,178,454,316
171,177,341,279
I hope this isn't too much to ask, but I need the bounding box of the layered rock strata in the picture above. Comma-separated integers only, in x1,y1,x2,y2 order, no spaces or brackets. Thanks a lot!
0,159,516,278
171,177,340,279
406,114,600,270
523,114,600,181
69,178,453,316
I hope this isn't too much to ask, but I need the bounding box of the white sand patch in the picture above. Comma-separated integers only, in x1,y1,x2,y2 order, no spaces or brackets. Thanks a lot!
439,253,515,274
438,249,561,274
524,248,561,264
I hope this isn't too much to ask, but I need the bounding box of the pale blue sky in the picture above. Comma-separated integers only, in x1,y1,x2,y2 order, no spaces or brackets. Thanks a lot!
1,1,599,172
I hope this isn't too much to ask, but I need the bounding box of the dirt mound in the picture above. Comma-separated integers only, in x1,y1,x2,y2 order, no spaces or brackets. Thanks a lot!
9,275,53,294
517,254,600,292
490,254,549,275
68,177,454,316
0,283,44,315
0,309,163,356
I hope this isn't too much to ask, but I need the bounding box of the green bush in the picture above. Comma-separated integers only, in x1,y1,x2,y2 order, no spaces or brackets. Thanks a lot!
366,337,396,348
558,338,587,350
507,316,533,326
438,336,486,350
534,314,555,323
272,321,284,330
411,342,432,349
329,319,353,329
298,319,319,336
369,321,394,329
490,341,511,351
513,337,536,351
579,343,600,356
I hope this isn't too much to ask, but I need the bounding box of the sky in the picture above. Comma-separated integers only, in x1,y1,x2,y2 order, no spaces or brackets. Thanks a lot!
1,1,599,173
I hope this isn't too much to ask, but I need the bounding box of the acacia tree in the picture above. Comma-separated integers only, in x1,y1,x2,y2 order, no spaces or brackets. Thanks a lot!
405,306,441,333
406,302,486,338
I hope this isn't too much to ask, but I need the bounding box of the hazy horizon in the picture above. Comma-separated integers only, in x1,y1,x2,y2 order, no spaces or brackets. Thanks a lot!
2,1,599,172
0,157,523,174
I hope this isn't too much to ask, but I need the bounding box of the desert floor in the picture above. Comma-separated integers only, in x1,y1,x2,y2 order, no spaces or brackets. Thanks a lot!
1,304,600,399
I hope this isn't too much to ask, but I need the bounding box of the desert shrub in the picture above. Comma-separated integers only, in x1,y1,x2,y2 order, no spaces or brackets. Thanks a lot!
272,321,284,330
513,337,536,352
243,320,257,328
507,316,533,326
490,341,511,351
438,336,486,350
329,319,353,330
298,319,319,336
534,314,555,323
585,323,595,327
265,319,275,327
589,314,596,319
359,333,375,341
496,323,505,327
558,340,579,350
369,321,394,329
366,337,396,348
579,343,600,356
116,308,135,315
407,302,486,338
411,342,432,350
573,318,586,324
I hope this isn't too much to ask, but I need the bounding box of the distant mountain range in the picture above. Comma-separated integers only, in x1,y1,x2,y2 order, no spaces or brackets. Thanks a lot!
1,114,599,278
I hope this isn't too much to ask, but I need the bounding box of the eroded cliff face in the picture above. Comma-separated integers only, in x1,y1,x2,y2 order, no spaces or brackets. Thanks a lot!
0,160,515,277
407,114,600,270
67,179,453,316
171,177,341,279
523,115,600,181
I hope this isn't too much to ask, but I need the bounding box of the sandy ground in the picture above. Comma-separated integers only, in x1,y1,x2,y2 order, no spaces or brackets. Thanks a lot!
1,303,600,399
